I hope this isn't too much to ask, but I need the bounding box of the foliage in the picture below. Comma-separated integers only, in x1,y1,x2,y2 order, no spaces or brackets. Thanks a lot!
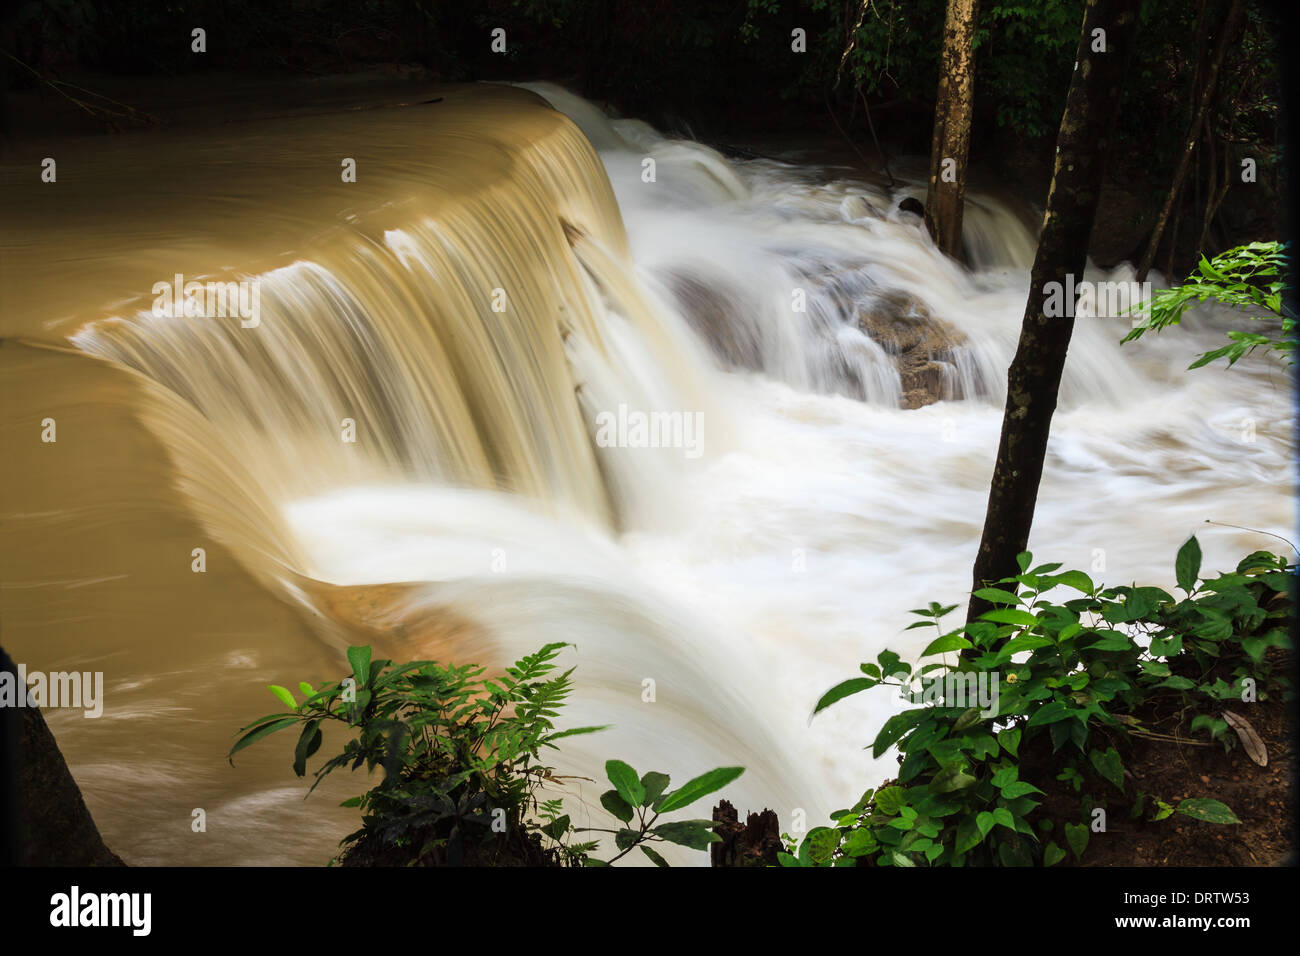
782,539,1293,867
1124,241,1295,368
230,642,741,866
579,761,745,867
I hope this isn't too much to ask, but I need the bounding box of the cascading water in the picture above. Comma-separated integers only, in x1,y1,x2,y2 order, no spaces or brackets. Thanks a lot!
2,82,1291,865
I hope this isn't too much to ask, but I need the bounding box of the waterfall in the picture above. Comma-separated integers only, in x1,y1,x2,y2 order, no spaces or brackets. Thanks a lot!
2,82,1290,865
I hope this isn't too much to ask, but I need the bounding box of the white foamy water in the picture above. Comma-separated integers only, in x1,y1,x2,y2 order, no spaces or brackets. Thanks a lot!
272,85,1291,857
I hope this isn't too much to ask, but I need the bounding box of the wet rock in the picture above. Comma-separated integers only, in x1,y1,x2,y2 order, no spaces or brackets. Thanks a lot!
856,291,974,409
663,272,764,372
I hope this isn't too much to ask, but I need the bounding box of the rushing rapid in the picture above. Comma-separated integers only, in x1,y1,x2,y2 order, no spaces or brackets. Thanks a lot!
1,82,1290,864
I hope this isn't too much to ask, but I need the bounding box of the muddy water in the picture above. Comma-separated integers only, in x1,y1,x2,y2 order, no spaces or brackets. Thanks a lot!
2,81,1292,866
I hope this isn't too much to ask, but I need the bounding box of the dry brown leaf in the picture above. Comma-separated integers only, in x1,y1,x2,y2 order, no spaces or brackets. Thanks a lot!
1222,710,1267,767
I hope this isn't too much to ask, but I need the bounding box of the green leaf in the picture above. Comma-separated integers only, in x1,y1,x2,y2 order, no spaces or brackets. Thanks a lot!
1176,536,1203,593
813,678,876,714
1175,798,1241,824
640,771,671,808
656,767,744,813
1085,631,1136,651
955,815,983,854
997,727,1021,757
874,786,907,815
1064,822,1090,861
268,684,297,710
640,845,670,867
1027,701,1073,726
605,760,645,808
922,633,973,656
872,708,929,758
652,821,721,850
228,716,299,761
1043,842,1066,866
1000,781,1044,799
292,719,322,777
600,789,635,824
540,815,570,841
614,828,641,851
1089,747,1125,791
973,587,1021,605
981,608,1041,628
346,646,372,686
1052,570,1095,594
931,766,977,793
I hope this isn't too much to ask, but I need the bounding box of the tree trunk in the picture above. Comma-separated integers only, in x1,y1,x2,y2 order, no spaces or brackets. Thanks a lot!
1,646,123,866
967,0,1141,624
924,0,979,263
1136,0,1245,281
709,800,784,867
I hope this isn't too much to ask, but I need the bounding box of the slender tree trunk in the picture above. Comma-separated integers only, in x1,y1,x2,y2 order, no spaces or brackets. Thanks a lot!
924,0,979,263
967,0,1141,624
1136,0,1245,280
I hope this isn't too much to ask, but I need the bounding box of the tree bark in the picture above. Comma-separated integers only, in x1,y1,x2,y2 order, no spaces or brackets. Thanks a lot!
1136,0,1245,281
967,0,1142,624
709,800,783,867
924,0,979,263
1,646,123,866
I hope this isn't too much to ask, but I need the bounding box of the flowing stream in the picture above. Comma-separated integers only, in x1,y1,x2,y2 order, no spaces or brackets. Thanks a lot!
1,82,1291,865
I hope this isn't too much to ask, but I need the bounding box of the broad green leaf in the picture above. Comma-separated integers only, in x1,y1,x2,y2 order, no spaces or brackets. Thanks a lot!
268,685,297,710
652,821,721,850
1027,701,1073,726
1089,747,1125,791
346,646,372,686
1175,536,1203,593
980,608,1040,628
997,727,1021,757
640,771,671,808
600,789,635,824
605,760,645,808
813,677,876,714
1175,798,1241,825
1064,822,1089,861
922,633,973,656
656,766,744,813
1052,570,1095,594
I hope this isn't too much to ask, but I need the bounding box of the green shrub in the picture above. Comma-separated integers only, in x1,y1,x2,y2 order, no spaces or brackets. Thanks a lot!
786,539,1293,867
229,641,742,866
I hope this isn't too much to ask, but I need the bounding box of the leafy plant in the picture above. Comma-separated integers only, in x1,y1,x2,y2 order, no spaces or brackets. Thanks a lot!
230,642,741,866
783,539,1292,867
579,761,745,866
1124,241,1295,368
230,642,611,865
